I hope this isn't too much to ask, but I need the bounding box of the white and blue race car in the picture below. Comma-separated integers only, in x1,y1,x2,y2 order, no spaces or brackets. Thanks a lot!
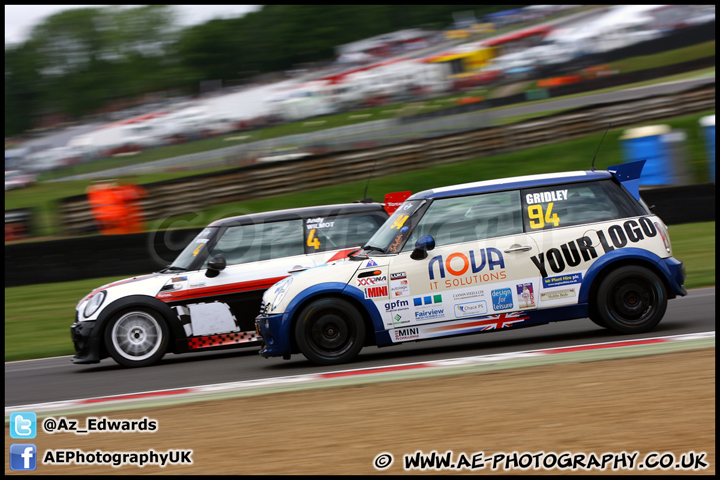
256,161,687,365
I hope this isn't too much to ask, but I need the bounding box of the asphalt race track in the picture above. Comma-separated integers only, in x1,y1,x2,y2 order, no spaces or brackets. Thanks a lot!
5,287,715,408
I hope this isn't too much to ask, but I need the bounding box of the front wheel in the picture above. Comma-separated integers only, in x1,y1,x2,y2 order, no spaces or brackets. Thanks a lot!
594,265,667,334
104,308,169,367
294,298,365,365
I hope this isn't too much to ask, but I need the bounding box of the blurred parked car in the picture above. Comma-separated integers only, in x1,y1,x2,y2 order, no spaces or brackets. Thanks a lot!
4,170,36,191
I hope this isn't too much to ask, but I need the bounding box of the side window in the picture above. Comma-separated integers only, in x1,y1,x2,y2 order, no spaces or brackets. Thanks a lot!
262,220,304,260
207,220,303,266
304,214,386,253
521,180,645,231
402,191,523,250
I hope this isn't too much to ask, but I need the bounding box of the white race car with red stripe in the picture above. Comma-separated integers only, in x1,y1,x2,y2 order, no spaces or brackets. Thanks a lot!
71,196,408,367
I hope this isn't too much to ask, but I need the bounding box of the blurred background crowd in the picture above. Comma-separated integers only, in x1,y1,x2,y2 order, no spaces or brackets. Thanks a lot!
4,5,716,242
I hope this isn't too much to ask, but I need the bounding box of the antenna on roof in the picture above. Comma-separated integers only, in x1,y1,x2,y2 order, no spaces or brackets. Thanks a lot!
591,123,612,171
360,157,379,203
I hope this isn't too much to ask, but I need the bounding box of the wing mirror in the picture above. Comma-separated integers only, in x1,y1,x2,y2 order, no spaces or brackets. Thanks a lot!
205,254,227,277
410,235,435,260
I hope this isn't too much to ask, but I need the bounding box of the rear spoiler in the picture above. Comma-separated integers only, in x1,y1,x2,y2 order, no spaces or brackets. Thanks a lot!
382,191,412,215
607,160,645,201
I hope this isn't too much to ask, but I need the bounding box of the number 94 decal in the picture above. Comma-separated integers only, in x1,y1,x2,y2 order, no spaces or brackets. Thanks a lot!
528,202,560,229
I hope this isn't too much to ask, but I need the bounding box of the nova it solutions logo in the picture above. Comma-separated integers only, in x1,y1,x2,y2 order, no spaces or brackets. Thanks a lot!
10,444,37,471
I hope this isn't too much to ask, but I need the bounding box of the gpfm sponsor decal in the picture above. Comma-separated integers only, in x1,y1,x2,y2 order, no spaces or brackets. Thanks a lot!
454,301,488,318
384,299,411,325
491,288,514,311
385,299,410,312
531,217,657,278
428,248,506,290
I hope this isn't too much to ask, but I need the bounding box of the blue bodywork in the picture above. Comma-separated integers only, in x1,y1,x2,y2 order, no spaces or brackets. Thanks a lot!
256,161,686,360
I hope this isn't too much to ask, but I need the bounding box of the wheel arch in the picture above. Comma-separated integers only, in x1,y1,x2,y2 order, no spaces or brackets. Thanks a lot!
94,295,186,356
285,284,379,354
581,248,675,318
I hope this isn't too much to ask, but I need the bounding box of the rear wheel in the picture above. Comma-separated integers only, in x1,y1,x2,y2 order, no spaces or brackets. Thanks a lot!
295,298,365,365
105,308,168,367
594,266,667,334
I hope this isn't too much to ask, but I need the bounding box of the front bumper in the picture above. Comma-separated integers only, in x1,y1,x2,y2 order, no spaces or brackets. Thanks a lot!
255,312,293,359
70,319,102,364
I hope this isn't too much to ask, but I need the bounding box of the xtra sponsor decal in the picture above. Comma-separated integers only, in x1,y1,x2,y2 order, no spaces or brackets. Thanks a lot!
356,275,387,287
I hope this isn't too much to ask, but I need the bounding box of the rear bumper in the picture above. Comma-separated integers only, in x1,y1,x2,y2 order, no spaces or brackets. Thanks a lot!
663,257,687,297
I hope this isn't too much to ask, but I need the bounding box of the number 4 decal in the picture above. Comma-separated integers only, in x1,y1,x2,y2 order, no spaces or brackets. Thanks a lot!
307,228,321,249
528,202,560,229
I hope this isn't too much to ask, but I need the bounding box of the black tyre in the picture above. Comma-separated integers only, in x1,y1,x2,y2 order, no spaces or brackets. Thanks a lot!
294,298,365,365
104,308,169,367
594,265,667,334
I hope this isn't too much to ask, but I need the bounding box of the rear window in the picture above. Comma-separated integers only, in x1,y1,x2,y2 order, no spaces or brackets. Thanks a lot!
521,180,646,231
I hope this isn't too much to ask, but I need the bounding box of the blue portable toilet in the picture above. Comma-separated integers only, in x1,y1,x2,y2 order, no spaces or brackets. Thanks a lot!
700,115,715,182
619,125,674,186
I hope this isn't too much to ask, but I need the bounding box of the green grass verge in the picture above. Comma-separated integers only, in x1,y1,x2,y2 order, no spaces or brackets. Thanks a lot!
4,221,714,362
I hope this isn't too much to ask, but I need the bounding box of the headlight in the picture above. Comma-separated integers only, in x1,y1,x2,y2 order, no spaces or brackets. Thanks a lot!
270,277,293,311
84,290,106,318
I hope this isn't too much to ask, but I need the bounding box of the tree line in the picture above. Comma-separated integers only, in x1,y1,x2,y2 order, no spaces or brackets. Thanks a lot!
5,5,517,137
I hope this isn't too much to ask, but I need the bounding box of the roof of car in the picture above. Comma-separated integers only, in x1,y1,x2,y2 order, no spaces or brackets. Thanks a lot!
408,169,613,200
209,202,387,227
